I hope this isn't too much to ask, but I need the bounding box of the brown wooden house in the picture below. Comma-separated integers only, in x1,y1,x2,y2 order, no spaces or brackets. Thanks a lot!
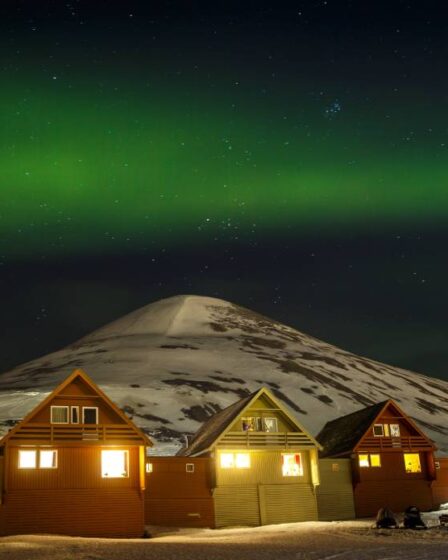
0,369,152,537
317,399,437,518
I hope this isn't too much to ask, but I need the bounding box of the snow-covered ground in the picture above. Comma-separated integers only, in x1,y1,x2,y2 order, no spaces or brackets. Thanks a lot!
1,295,448,455
1,519,448,560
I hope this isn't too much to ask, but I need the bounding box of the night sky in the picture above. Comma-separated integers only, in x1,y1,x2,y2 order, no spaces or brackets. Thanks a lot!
1,1,447,380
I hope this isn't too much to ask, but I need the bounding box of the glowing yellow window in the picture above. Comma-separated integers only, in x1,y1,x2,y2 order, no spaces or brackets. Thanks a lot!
40,450,57,469
359,454,370,467
101,450,129,478
220,453,235,469
18,450,37,469
383,424,390,437
370,454,381,467
404,453,421,473
235,453,250,469
282,453,303,476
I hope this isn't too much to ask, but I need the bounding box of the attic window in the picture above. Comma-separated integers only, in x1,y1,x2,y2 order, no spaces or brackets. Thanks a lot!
186,463,195,473
51,406,69,424
263,417,278,432
242,417,262,432
373,424,384,437
71,406,79,424
390,424,400,437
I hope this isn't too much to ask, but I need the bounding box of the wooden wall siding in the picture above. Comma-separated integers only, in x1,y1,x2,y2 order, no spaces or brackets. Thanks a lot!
145,457,213,499
146,498,215,528
218,432,315,450
354,480,433,517
32,396,123,425
214,485,261,527
259,484,318,525
216,450,312,486
357,452,428,482
8,446,139,489
0,488,144,537
432,458,448,508
316,459,355,521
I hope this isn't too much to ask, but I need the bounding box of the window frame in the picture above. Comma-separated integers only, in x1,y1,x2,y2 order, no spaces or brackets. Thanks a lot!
263,417,279,433
71,406,79,424
186,463,195,473
390,423,401,438
101,449,129,478
82,406,99,425
50,405,69,424
372,424,384,437
39,449,58,469
358,454,370,468
282,453,304,477
235,453,251,469
18,449,37,469
403,453,422,474
369,454,381,468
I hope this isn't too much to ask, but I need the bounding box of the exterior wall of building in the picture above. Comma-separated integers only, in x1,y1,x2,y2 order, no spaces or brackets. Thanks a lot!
316,459,355,521
145,457,214,527
432,457,448,508
213,449,318,527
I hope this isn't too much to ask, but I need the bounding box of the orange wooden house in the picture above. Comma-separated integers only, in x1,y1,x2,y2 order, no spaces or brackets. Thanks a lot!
0,369,152,537
317,399,437,518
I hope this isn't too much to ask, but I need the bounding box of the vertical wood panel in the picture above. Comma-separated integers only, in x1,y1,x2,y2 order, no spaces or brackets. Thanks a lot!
317,459,355,520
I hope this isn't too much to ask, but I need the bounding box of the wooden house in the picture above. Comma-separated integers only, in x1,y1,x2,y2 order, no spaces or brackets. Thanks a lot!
177,387,322,527
317,399,436,518
0,369,152,537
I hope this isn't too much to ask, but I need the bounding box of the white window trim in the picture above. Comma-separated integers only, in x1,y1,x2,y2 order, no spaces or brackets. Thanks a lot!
101,449,129,478
50,405,69,424
373,424,384,437
39,449,58,469
263,417,279,432
82,406,99,424
71,406,79,424
186,463,195,473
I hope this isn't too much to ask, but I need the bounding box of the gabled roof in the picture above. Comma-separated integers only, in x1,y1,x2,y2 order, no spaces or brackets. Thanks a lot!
316,399,435,457
179,386,322,457
0,368,152,447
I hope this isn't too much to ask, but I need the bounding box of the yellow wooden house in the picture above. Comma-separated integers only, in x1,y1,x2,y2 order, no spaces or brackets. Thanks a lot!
179,387,322,527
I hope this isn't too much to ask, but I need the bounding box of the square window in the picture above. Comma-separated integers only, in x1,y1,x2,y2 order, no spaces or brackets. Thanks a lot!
235,453,250,469
19,450,37,469
370,454,381,467
390,424,400,437
101,450,129,478
220,453,234,468
359,454,370,467
40,450,57,469
263,417,278,433
186,463,195,473
404,453,421,474
282,453,303,476
146,463,153,473
331,463,340,472
373,424,384,437
51,406,69,424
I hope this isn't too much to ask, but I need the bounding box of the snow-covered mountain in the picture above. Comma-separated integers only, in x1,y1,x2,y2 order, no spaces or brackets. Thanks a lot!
1,295,448,455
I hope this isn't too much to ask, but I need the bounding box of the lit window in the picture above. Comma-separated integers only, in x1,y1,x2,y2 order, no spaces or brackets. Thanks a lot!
404,453,421,474
331,463,340,472
263,417,278,432
282,453,303,476
186,463,195,473
39,450,57,468
390,424,400,437
146,463,153,473
71,406,79,424
383,424,390,437
373,424,384,437
235,453,250,469
359,454,370,467
370,454,381,467
51,406,69,424
19,450,37,469
220,453,234,468
101,450,129,478
241,417,261,431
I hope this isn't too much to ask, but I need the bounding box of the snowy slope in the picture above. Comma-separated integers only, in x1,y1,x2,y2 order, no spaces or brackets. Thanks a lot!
1,295,448,455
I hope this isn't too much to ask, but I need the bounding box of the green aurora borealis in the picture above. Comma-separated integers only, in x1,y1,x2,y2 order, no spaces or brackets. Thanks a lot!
2,69,448,257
